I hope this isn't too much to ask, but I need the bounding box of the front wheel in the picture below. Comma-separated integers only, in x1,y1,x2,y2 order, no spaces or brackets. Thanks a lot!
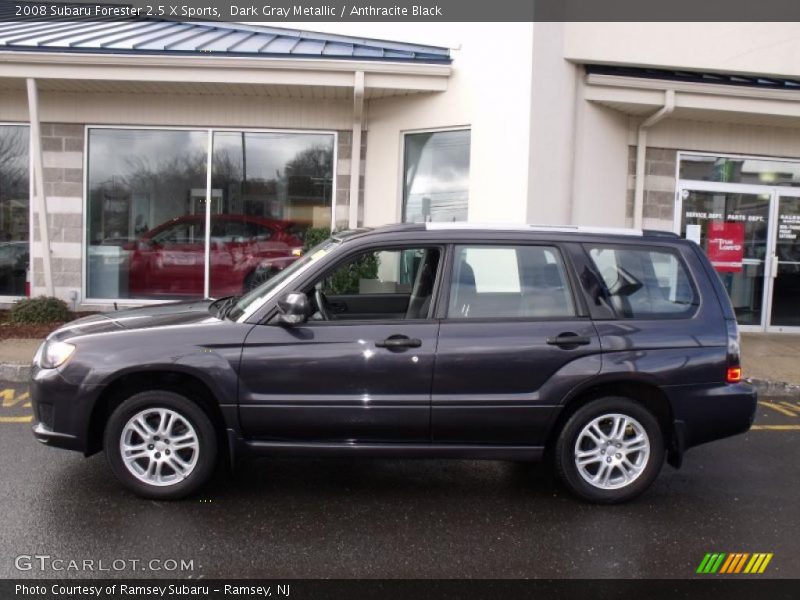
104,391,218,500
554,397,664,503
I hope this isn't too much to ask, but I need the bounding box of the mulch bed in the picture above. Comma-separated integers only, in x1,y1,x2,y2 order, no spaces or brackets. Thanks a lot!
0,310,98,340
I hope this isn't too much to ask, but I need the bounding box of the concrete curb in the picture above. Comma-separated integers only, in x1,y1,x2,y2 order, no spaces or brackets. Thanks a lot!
0,362,797,398
0,363,31,383
748,378,800,399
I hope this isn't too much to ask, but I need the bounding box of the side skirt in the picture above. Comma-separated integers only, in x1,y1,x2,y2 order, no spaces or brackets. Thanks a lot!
226,431,544,462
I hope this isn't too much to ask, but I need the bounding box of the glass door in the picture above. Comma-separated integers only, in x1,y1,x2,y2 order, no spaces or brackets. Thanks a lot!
768,194,800,331
678,186,772,330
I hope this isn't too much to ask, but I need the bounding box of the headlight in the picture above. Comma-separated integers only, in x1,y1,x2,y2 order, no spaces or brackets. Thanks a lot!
39,341,76,369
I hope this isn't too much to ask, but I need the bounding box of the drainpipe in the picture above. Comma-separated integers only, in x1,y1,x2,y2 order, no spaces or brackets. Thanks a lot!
348,71,365,230
633,89,675,229
26,78,54,297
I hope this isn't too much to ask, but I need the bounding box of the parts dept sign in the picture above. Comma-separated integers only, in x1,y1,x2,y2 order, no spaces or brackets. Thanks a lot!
707,221,745,273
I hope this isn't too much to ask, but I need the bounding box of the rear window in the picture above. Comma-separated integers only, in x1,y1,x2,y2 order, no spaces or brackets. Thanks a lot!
586,245,698,319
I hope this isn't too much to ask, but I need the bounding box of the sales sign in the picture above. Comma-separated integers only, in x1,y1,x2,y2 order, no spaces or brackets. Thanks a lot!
707,221,745,272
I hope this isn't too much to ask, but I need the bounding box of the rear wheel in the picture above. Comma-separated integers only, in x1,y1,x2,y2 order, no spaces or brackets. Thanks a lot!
104,391,217,500
554,397,664,503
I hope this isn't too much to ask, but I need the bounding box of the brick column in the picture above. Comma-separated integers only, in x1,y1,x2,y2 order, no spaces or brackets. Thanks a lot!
31,123,84,303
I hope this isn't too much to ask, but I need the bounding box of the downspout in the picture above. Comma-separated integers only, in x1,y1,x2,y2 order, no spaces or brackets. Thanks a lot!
348,71,365,230
633,89,675,229
26,78,54,296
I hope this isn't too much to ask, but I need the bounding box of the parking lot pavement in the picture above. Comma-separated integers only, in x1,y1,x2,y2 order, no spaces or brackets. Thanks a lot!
1,381,799,579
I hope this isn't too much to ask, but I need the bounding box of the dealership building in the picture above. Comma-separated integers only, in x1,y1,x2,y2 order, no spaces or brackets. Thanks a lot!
0,21,799,332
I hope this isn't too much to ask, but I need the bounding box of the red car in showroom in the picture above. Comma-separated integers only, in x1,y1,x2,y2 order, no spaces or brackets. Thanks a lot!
127,214,305,298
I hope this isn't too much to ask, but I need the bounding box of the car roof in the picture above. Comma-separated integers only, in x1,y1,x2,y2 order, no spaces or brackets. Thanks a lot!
335,223,682,244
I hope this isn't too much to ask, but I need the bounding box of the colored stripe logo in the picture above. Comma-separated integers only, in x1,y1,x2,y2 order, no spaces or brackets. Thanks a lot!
697,553,773,574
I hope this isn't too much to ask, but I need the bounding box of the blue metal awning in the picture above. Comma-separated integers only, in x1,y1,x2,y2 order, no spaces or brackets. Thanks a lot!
0,19,451,63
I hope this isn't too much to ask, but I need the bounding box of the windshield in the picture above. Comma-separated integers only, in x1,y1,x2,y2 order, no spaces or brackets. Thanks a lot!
226,239,339,321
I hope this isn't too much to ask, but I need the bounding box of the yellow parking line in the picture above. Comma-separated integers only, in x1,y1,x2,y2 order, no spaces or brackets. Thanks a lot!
0,416,32,423
751,425,800,430
758,401,797,417
779,401,800,414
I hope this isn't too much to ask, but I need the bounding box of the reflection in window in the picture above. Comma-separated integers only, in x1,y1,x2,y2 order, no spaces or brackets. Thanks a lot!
210,132,333,297
681,154,800,187
403,130,470,223
86,129,334,300
86,128,208,299
0,125,29,297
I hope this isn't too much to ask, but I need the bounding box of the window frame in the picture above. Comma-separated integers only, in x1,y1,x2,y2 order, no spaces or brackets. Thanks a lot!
580,242,702,321
82,124,338,305
0,122,31,303
438,242,587,323
259,241,449,326
399,126,471,224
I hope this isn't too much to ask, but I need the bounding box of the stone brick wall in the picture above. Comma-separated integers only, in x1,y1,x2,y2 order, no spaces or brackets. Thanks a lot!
31,123,84,303
626,146,678,230
335,129,367,229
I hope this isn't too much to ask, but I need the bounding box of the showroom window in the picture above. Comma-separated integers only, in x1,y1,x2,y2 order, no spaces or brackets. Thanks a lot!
210,131,334,298
86,128,335,301
0,124,29,297
403,129,470,223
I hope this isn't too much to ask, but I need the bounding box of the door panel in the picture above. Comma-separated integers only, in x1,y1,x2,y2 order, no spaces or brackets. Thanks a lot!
432,320,601,444
238,322,438,442
432,243,600,445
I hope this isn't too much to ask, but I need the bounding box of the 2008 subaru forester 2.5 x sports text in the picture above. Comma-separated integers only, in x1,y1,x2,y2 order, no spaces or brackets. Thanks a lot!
30,224,756,503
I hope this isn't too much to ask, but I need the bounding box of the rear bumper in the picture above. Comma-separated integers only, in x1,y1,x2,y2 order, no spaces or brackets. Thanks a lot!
666,382,757,451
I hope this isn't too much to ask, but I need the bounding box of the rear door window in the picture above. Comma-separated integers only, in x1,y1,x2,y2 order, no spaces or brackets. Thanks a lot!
448,245,576,319
586,245,698,319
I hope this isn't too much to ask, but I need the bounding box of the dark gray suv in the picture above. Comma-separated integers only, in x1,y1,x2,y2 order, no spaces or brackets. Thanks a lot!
30,224,756,503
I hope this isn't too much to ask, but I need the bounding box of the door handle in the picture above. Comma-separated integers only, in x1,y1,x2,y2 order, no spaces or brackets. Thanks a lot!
375,335,422,349
546,333,592,348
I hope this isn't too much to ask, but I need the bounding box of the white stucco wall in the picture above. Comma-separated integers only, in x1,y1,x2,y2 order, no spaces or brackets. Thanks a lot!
358,23,535,226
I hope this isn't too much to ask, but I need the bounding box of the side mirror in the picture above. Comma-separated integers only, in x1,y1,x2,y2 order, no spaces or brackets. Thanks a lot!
275,292,310,325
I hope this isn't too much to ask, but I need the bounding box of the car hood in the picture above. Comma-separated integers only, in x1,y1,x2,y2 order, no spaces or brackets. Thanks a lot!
49,300,218,342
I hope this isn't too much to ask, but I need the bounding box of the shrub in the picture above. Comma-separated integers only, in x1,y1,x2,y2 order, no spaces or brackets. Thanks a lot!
302,226,334,252
8,296,71,324
301,226,379,295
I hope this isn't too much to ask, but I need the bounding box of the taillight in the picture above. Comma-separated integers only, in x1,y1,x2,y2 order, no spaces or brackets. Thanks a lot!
725,319,742,384
726,366,742,384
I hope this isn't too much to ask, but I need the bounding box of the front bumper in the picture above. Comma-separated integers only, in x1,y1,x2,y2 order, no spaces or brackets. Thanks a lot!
30,365,105,455
667,381,757,452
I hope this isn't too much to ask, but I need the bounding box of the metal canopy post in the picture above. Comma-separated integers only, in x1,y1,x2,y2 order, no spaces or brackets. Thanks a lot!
348,71,365,230
26,77,54,296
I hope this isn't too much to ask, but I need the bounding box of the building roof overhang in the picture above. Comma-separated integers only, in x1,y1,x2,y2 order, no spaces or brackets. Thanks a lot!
0,21,452,97
584,68,800,128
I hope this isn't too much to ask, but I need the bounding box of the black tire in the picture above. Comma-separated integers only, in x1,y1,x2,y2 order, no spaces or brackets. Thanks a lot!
554,397,664,504
104,391,218,500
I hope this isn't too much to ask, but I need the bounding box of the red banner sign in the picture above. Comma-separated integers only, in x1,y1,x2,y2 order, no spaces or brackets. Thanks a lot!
707,221,745,273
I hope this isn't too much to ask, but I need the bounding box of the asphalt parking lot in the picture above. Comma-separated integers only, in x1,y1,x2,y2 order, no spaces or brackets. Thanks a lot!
1,380,799,579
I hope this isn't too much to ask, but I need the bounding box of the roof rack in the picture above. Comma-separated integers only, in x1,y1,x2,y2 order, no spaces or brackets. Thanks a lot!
424,223,645,236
